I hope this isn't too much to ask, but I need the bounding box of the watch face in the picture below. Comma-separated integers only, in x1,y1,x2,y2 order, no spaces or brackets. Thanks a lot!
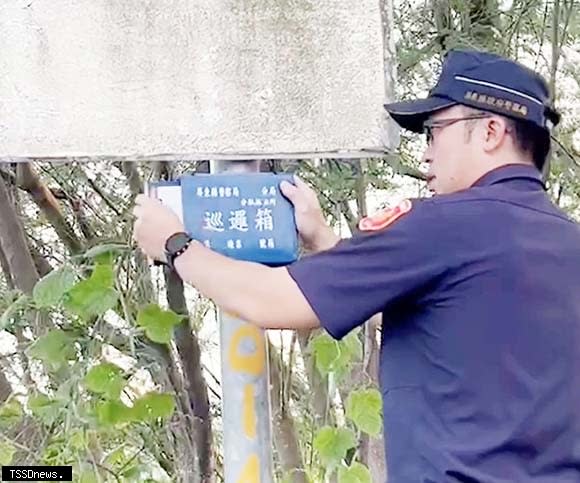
165,232,191,253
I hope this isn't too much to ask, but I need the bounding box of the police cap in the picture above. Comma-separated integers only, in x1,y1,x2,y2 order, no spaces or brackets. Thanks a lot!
384,49,561,133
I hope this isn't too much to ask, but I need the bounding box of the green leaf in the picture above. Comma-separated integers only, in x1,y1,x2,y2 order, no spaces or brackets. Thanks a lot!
84,363,126,400
68,429,86,452
131,392,175,423
55,379,76,402
77,468,100,483
28,330,76,371
313,426,356,469
334,334,363,380
120,465,142,480
42,437,68,466
86,243,128,266
0,399,24,427
0,440,16,465
64,264,118,320
0,294,31,331
95,400,133,427
84,243,128,260
33,266,77,308
310,333,341,376
338,462,372,483
342,331,363,362
346,388,383,437
28,394,63,425
136,304,182,344
310,331,361,377
93,263,115,284
104,446,127,467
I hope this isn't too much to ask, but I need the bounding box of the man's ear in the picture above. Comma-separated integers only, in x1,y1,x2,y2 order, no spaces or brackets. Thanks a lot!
482,116,509,153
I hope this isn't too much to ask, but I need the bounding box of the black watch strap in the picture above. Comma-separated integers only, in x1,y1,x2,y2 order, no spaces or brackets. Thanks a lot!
164,232,194,271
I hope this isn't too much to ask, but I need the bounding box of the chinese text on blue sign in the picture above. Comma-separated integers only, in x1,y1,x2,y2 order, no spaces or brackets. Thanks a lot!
180,174,298,266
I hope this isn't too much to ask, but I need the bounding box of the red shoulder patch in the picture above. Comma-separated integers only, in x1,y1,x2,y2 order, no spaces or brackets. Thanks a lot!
358,199,412,232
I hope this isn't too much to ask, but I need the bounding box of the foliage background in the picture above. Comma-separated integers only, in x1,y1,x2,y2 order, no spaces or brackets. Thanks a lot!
0,1,578,482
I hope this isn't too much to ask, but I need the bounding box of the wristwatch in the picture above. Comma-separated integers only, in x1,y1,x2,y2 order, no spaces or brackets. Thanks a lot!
164,232,194,271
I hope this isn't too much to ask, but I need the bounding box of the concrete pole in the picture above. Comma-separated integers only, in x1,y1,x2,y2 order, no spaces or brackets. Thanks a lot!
210,160,274,483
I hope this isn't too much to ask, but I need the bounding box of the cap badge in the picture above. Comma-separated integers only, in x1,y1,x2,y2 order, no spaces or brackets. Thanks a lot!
464,91,528,117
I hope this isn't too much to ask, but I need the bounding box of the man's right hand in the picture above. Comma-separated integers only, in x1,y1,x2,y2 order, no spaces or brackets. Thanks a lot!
280,176,340,253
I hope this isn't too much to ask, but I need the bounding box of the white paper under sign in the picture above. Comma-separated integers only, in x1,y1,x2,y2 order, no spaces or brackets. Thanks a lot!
0,0,393,161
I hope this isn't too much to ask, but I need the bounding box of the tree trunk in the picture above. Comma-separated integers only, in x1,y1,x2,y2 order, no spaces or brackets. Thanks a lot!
118,162,144,197
297,330,331,426
461,0,500,49
0,368,12,404
26,237,53,278
165,268,213,482
543,0,561,181
0,173,51,386
0,175,45,465
0,175,40,294
358,316,386,481
15,163,83,255
268,342,307,483
115,163,155,301
0,243,15,289
432,0,452,52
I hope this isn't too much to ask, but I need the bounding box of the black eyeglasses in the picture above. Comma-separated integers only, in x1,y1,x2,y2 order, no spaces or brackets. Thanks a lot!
423,114,491,144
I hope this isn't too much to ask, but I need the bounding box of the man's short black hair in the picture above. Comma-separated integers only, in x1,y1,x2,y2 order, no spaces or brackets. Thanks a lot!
508,118,551,171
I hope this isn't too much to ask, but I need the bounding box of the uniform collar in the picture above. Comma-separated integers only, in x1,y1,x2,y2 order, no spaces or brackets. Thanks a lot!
471,164,546,190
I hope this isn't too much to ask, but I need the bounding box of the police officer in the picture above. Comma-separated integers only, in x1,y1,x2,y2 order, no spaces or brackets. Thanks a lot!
133,50,580,482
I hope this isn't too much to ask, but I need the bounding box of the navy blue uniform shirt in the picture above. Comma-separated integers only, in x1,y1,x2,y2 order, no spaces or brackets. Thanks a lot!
287,164,580,482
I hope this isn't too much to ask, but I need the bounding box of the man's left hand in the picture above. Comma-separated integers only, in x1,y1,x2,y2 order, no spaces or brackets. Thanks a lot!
132,194,185,262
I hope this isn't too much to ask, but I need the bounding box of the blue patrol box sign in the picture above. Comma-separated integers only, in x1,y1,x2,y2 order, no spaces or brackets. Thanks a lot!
180,173,298,266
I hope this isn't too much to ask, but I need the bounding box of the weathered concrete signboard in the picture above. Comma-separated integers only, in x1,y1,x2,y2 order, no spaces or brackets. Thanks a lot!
0,0,391,161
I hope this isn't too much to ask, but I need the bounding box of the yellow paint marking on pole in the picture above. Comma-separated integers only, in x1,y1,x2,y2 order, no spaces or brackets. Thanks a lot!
243,384,257,439
238,454,260,483
213,161,273,483
228,324,266,376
